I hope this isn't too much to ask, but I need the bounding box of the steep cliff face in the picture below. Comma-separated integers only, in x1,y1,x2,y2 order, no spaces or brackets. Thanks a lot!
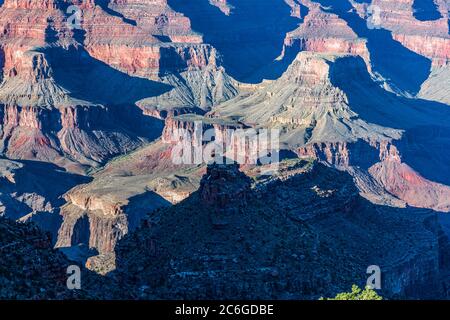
106,161,449,299
285,0,369,59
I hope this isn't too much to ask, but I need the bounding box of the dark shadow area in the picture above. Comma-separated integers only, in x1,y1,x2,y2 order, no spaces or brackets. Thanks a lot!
125,191,172,231
11,159,92,206
329,55,450,185
0,158,91,241
71,215,91,246
44,19,59,44
154,35,172,43
398,126,450,186
167,0,300,83
413,0,443,21
25,211,64,242
113,104,165,141
0,46,4,83
312,0,432,95
95,0,137,26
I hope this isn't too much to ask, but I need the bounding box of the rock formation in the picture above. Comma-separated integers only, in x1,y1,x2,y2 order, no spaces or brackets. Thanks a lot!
106,161,450,299
212,51,450,212
0,0,449,300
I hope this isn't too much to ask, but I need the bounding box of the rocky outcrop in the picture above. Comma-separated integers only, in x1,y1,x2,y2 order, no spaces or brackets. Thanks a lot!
297,138,450,212
0,40,168,171
56,175,171,256
162,114,248,146
213,52,402,143
199,161,251,208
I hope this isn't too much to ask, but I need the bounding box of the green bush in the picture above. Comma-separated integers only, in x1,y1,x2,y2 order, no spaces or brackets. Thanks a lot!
321,285,383,300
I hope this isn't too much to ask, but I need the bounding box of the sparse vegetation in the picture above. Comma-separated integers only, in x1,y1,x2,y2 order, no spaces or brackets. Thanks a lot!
321,285,383,300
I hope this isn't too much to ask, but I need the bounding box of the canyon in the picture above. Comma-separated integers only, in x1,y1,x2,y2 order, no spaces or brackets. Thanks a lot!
0,0,449,299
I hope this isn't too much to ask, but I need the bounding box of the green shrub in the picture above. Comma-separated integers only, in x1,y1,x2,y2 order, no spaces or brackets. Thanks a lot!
321,285,383,300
